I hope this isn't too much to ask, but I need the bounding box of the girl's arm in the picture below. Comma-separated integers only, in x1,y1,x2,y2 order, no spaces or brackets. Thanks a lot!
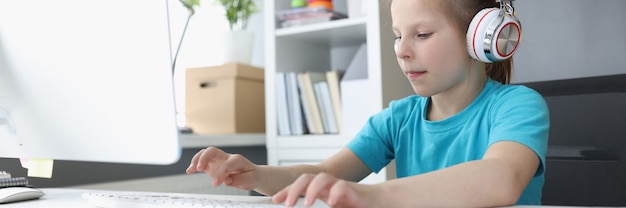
379,140,539,207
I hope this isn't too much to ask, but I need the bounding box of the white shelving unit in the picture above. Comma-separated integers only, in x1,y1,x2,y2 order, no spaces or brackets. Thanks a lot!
263,0,414,184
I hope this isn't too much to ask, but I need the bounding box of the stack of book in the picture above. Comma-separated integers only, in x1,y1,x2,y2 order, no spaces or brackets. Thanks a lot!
275,70,344,136
276,6,348,28
0,171,30,188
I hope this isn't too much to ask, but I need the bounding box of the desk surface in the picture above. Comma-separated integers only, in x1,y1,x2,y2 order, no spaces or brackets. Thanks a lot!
7,188,324,208
7,188,91,207
7,188,583,208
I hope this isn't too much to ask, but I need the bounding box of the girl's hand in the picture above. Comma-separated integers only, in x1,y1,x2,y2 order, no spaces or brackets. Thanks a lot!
271,173,381,208
186,147,258,190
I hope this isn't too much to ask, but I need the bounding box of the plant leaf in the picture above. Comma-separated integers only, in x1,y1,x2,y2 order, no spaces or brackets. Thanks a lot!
180,0,201,14
216,0,258,30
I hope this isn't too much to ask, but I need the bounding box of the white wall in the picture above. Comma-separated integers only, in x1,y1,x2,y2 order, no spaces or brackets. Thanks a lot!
512,0,626,83
168,0,264,68
168,0,264,123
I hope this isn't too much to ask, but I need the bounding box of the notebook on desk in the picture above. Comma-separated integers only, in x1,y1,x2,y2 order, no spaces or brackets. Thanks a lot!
82,190,330,208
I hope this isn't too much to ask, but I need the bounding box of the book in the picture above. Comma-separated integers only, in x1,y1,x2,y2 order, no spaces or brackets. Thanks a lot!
275,73,291,135
298,72,327,134
280,15,339,28
296,73,316,134
285,72,304,135
314,81,338,134
276,6,348,28
276,6,345,21
0,177,29,188
325,70,343,134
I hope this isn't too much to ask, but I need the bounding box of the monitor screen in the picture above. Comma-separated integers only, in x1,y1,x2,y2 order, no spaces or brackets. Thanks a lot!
0,0,181,165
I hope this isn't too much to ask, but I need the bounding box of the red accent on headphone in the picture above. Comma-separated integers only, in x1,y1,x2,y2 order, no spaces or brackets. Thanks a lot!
472,9,497,60
495,22,521,58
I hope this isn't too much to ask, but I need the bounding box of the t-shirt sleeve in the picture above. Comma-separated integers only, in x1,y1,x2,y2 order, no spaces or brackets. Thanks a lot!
488,87,550,176
346,100,405,173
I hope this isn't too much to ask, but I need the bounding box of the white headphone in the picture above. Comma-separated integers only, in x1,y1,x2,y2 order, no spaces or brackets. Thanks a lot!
466,0,521,63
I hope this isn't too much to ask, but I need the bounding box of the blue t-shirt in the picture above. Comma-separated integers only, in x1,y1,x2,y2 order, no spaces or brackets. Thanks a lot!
346,78,549,205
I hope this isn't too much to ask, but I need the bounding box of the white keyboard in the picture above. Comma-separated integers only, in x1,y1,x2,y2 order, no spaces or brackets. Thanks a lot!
82,191,328,208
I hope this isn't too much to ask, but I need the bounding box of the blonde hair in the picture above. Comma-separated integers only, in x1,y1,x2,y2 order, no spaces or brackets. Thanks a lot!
386,0,513,84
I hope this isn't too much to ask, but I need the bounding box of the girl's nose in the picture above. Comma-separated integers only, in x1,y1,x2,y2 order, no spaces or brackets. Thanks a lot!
394,38,412,60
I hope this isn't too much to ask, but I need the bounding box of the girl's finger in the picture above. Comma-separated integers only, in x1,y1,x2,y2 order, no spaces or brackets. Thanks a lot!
214,154,248,185
284,174,316,207
303,173,335,206
186,148,206,173
196,147,227,171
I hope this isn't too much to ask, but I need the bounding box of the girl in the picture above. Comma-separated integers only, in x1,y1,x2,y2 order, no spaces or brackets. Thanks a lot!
186,0,549,207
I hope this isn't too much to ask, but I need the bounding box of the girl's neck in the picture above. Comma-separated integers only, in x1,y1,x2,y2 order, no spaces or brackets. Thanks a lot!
427,63,487,121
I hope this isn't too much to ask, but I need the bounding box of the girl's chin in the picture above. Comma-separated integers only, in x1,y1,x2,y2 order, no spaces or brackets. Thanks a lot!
411,87,434,97
408,78,437,96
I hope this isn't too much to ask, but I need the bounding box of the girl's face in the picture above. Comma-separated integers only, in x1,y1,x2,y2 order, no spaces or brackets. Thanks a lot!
391,0,472,97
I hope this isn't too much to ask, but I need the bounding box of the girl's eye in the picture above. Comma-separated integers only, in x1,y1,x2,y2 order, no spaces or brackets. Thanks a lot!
417,33,433,39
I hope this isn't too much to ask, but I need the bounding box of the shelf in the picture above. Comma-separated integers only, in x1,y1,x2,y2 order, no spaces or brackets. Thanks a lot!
268,134,351,148
264,1,394,183
179,133,265,148
275,17,367,47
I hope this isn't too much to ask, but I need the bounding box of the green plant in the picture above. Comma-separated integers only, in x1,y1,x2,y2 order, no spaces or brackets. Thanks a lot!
180,0,201,15
216,0,258,31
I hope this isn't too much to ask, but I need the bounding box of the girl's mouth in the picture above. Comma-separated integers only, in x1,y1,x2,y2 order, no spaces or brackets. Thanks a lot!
407,71,426,79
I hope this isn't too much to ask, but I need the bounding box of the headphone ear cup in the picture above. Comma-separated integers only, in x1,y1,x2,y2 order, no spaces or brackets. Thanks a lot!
490,15,521,61
467,8,500,63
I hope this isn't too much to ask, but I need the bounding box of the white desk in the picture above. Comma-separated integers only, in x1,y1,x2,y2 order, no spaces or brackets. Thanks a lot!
7,188,93,207
7,188,583,208
7,188,326,208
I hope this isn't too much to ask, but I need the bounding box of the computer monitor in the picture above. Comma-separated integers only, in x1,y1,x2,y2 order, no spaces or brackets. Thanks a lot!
0,0,181,165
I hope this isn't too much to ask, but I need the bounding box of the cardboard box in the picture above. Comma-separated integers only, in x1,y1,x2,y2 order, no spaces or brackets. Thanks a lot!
185,63,265,134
